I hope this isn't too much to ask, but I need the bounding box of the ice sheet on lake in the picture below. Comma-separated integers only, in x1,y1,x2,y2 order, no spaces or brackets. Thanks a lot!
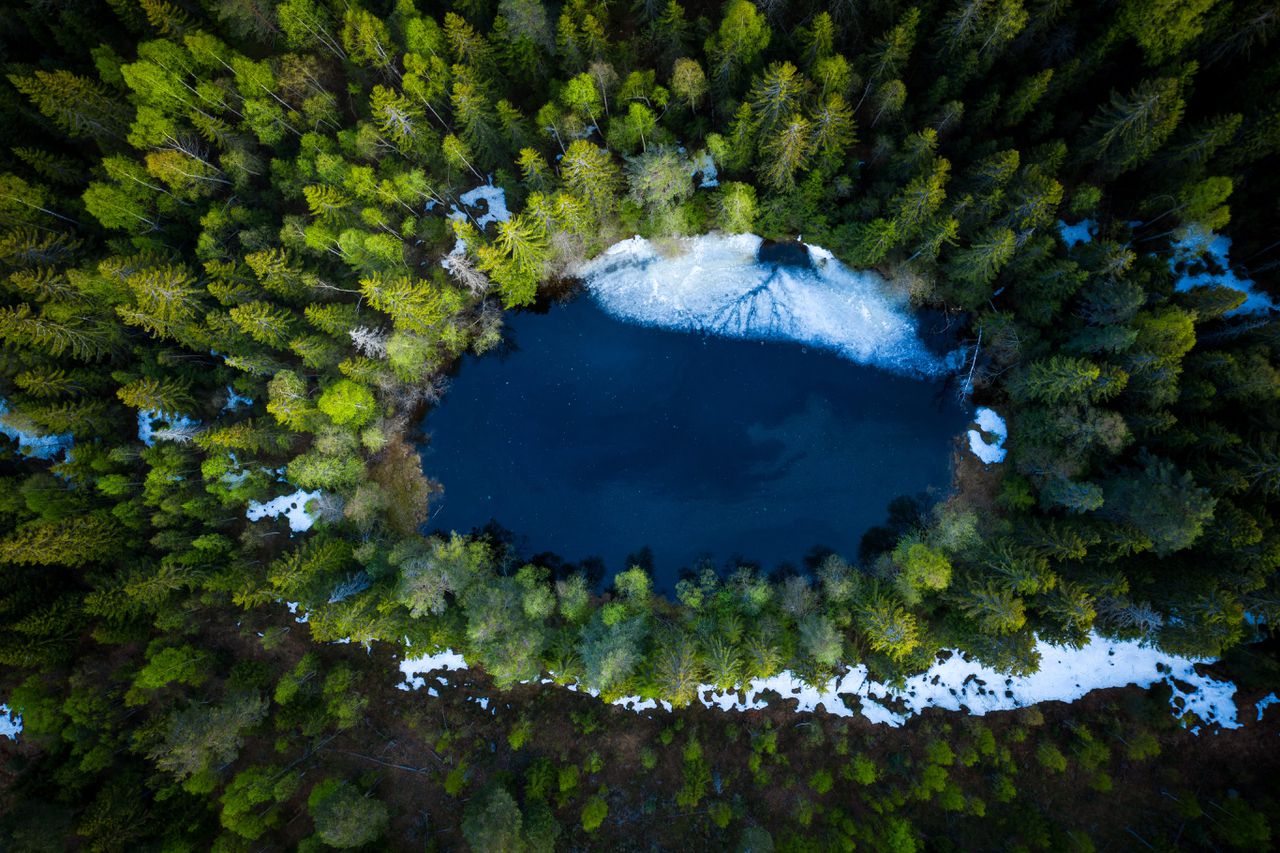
1171,227,1275,315
0,398,73,461
396,633,1244,733
577,234,943,377
1257,692,1279,721
246,488,322,533
967,406,1008,464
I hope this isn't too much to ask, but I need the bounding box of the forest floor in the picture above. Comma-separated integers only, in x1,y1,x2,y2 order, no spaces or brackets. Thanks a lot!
232,604,1280,850
5,601,1276,851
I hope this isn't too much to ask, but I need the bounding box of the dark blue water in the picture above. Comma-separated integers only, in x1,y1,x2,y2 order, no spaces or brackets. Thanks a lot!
419,298,966,588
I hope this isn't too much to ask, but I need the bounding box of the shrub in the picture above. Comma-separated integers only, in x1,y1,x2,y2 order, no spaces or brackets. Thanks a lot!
1036,742,1067,773
581,793,608,833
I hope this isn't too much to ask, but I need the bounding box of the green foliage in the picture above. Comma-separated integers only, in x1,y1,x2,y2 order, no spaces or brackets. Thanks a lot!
581,792,608,832
1035,742,1068,773
317,379,377,427
307,779,389,848
132,644,209,692
1,2,1279,847
462,785,524,852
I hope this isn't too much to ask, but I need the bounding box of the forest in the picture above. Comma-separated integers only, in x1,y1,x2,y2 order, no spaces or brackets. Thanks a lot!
0,0,1278,848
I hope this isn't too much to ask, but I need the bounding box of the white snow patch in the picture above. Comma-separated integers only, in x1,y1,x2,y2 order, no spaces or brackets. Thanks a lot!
222,386,254,413
1058,219,1095,247
398,648,469,691
0,398,73,461
967,406,1008,464
457,180,510,229
0,704,21,740
394,633,1243,732
675,633,1240,732
577,234,943,376
691,151,719,188
441,179,511,270
1257,692,1280,721
1171,227,1276,315
137,410,200,447
246,488,322,533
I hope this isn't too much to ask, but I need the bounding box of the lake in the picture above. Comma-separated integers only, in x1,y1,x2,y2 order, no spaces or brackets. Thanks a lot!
419,237,968,588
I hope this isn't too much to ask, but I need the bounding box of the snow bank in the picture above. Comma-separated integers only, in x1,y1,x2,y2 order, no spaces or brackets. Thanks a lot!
577,234,943,377
673,633,1240,732
0,398,73,461
137,410,200,446
246,488,322,533
395,633,1243,732
0,704,21,740
1171,227,1275,315
1058,219,1095,247
967,406,1008,464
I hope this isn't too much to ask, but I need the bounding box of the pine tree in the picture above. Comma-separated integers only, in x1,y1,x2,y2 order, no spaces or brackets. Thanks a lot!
452,75,506,167
229,301,298,349
859,8,919,110
370,86,427,151
809,94,857,166
1117,0,1218,64
961,583,1027,634
117,376,194,414
8,70,129,141
758,114,812,192
858,596,921,663
945,227,1016,305
1083,78,1186,175
704,0,770,90
889,159,951,239
670,58,707,112
716,182,757,233
360,273,450,334
1013,356,1103,404
0,516,120,567
341,6,397,70
1001,68,1054,128
477,215,550,307
748,62,812,135
844,218,899,266
559,141,622,221
871,79,907,127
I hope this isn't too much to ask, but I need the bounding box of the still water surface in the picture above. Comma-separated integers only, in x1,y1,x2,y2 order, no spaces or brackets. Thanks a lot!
420,296,967,588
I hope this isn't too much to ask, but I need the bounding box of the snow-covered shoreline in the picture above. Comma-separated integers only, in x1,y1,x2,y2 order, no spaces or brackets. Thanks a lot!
397,632,1242,732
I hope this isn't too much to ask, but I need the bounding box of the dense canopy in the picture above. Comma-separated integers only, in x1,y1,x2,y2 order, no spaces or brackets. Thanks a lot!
1,0,1278,849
